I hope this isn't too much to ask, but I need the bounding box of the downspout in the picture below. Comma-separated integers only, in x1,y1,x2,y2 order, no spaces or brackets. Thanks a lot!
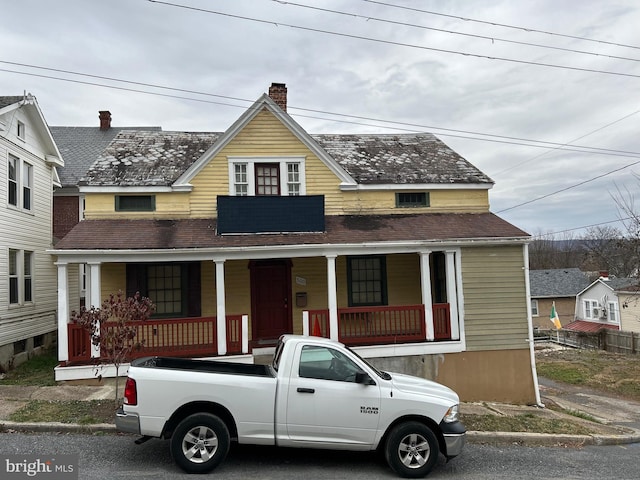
523,243,544,407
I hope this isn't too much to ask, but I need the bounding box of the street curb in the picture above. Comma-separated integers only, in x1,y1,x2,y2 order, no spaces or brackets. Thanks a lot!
0,421,116,435
2,421,640,446
467,430,640,446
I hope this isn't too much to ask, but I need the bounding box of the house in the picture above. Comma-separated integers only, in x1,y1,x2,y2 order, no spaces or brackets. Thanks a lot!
613,284,640,333
529,268,590,329
567,274,638,332
50,113,160,309
51,83,537,403
0,94,63,371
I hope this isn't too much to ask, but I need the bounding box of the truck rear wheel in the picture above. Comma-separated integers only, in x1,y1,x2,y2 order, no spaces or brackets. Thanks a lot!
170,413,230,474
384,422,439,478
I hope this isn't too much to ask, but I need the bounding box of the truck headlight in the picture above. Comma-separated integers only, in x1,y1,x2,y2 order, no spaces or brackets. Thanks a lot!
443,404,459,423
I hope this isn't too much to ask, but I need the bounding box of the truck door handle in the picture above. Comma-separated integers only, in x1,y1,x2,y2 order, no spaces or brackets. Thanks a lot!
297,387,315,394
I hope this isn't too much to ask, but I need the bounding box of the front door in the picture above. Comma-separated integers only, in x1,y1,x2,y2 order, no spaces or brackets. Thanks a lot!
250,260,292,343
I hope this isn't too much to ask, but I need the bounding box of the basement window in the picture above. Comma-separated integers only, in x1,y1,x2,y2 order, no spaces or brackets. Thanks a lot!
115,195,156,212
396,192,429,208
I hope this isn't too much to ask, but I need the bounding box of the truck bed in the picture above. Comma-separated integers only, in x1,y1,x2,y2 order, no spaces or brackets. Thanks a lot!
131,356,275,377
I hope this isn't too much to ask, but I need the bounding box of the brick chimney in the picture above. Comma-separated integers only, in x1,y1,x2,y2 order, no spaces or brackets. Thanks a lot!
268,83,287,112
99,110,112,130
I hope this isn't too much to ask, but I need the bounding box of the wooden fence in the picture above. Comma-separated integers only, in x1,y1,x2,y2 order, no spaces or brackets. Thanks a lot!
538,328,640,354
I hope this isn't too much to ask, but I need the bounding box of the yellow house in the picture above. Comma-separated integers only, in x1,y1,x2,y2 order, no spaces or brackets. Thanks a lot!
52,84,538,403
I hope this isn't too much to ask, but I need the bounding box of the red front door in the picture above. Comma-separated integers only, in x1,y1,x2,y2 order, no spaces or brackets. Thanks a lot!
250,260,292,343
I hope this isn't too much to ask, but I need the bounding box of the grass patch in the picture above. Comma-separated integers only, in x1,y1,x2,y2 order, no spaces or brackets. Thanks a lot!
462,413,595,436
0,350,57,386
561,409,600,423
8,400,116,425
536,348,640,402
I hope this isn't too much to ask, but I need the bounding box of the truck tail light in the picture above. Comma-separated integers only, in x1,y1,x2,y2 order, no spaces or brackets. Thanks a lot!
123,377,137,405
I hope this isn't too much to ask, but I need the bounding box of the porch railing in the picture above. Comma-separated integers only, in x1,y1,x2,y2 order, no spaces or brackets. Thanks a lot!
305,304,452,346
67,315,246,364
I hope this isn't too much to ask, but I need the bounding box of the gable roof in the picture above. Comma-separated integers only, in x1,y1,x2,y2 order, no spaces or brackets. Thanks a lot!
577,276,639,296
311,133,493,186
51,125,161,187
0,94,63,166
77,95,494,191
174,94,355,188
529,268,590,298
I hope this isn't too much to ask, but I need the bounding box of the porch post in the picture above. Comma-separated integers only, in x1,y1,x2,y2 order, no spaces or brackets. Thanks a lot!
446,250,460,340
87,262,101,358
326,254,339,341
87,262,101,308
56,262,69,362
215,260,227,355
419,251,434,341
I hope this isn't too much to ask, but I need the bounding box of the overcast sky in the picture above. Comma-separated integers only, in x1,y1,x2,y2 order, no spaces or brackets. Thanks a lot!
2,0,640,238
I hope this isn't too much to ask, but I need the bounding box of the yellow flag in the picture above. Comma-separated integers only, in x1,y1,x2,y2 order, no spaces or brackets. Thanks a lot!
550,302,562,330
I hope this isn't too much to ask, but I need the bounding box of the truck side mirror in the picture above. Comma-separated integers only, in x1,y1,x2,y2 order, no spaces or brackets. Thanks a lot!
355,371,376,385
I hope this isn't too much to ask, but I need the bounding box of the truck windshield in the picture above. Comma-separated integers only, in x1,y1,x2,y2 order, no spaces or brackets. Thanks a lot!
346,346,392,381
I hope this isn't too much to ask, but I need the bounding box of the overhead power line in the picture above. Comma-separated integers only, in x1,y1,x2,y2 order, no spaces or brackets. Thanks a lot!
146,0,640,79
273,0,640,63
363,0,640,51
3,59,640,160
497,159,640,213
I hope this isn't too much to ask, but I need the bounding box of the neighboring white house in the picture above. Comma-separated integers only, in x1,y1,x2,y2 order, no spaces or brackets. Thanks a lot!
568,275,637,332
0,94,63,371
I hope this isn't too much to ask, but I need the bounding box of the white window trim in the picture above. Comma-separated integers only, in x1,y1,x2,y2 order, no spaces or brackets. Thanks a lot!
7,153,34,212
8,248,34,306
607,301,619,323
531,299,539,317
584,299,599,320
228,156,306,196
17,120,26,141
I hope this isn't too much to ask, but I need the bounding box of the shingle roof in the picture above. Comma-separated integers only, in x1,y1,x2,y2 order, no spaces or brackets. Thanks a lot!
0,96,24,109
51,126,162,187
53,212,528,250
311,133,493,185
79,131,493,188
602,277,638,291
81,130,221,186
529,268,590,298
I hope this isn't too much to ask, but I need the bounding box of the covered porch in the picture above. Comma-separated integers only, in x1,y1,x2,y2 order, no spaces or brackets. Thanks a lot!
54,244,465,378
64,303,453,365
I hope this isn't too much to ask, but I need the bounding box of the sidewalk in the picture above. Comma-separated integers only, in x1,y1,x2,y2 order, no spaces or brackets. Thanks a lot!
1,380,639,446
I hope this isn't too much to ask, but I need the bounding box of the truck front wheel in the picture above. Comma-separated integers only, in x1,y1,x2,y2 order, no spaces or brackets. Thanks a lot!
170,413,230,474
384,422,439,478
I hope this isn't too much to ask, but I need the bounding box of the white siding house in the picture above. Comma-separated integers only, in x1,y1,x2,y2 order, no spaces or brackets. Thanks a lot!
569,276,637,332
0,94,63,371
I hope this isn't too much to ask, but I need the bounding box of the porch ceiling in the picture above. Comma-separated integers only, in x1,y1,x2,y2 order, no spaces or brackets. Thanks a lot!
53,213,528,250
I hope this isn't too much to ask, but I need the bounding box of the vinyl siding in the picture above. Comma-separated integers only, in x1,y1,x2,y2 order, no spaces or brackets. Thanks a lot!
0,109,58,347
461,245,529,351
189,109,343,217
85,191,191,219
619,293,640,333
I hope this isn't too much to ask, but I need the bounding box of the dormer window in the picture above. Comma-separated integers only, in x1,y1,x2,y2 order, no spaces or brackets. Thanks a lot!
229,157,305,196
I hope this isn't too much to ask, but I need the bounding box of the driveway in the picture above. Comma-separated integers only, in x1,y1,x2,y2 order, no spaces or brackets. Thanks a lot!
538,376,640,432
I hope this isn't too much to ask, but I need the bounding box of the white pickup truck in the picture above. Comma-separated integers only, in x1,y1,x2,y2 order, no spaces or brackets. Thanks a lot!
116,335,465,478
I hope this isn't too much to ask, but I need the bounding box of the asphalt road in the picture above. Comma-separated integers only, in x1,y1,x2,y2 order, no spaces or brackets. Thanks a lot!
1,432,639,479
